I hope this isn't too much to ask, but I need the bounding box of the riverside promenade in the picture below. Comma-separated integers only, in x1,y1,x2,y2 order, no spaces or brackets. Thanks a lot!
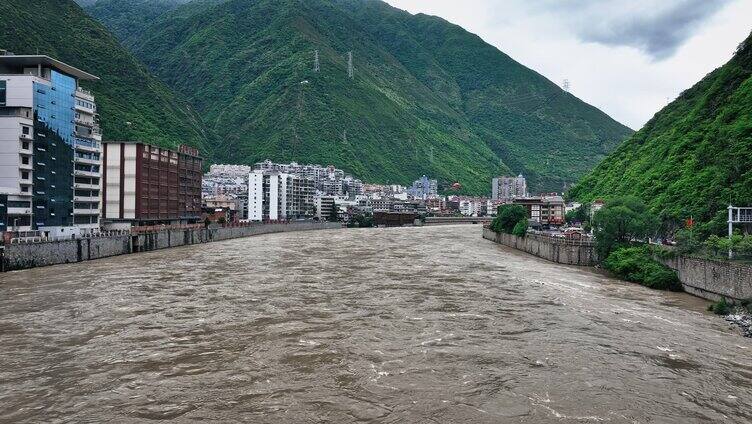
0,222,341,272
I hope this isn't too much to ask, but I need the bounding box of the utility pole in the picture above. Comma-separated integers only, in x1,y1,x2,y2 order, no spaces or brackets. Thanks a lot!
314,49,320,73
729,205,734,259
347,51,353,79
562,79,570,92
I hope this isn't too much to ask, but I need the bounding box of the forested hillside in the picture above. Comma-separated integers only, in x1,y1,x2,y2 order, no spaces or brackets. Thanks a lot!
0,0,218,157
569,31,752,234
85,0,632,193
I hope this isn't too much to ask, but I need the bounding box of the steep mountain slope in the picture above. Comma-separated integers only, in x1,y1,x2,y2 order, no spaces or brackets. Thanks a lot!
86,0,631,193
569,31,752,233
0,0,217,157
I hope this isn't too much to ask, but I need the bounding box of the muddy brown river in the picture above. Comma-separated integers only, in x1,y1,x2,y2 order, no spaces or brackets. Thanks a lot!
1,225,751,423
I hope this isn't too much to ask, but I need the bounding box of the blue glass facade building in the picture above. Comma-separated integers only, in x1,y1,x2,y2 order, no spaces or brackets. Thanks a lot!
32,71,76,228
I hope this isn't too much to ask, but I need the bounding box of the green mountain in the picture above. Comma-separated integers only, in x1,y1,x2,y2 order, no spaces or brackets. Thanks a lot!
569,31,752,233
85,0,632,193
0,0,218,158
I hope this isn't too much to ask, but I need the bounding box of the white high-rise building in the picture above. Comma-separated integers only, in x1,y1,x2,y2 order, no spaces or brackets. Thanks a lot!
492,175,528,201
248,170,314,222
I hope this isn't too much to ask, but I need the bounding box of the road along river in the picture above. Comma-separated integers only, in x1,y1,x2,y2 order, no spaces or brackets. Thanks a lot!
1,225,751,423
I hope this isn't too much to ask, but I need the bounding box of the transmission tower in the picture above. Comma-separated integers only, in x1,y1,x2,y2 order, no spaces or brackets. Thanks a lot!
347,51,353,79
314,49,320,72
562,79,571,92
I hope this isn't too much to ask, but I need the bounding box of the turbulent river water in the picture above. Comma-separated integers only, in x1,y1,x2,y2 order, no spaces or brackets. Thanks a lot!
1,225,751,423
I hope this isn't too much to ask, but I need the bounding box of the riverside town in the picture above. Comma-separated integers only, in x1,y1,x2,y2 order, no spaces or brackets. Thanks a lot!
1,1,751,422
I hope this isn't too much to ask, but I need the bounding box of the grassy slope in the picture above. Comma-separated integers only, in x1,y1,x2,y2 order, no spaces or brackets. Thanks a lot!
0,0,218,157
569,32,752,232
88,0,632,193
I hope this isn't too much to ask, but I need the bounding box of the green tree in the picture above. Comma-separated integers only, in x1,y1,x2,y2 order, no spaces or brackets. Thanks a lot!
592,196,659,259
565,204,590,225
512,219,528,237
675,228,702,255
491,204,528,234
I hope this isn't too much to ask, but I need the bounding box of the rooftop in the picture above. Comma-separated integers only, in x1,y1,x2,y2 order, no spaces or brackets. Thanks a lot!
0,55,99,81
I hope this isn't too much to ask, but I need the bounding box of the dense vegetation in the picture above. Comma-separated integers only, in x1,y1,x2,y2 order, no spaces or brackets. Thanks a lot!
490,204,528,236
591,196,659,259
570,31,752,236
603,247,682,291
85,0,632,193
0,0,218,158
587,197,681,291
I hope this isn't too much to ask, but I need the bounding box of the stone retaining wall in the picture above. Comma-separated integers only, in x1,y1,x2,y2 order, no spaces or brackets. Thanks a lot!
1,222,341,272
657,256,752,302
483,227,752,302
482,228,598,266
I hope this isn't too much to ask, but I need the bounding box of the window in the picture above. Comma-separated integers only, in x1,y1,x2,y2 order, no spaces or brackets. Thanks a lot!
21,171,29,180
21,157,29,165
21,186,29,193
22,126,30,135
21,141,29,150
0,80,5,106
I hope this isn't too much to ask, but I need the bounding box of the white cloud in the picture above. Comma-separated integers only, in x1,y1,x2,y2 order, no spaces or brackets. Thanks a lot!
385,0,751,129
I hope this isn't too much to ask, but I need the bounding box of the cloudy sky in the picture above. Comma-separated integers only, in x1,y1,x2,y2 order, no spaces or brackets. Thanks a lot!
384,0,752,130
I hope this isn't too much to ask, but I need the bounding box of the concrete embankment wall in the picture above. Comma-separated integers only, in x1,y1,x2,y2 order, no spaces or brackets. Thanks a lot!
482,228,598,266
657,256,752,302
483,227,752,302
1,222,341,272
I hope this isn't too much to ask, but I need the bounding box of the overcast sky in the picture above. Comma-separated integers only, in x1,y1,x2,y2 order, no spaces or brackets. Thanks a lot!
384,0,752,130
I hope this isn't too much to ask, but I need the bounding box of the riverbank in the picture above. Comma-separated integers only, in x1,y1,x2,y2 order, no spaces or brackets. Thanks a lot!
1,222,341,272
482,227,598,266
483,227,752,337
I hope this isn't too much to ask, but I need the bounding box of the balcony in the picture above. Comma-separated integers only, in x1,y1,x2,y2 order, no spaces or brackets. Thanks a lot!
19,161,32,171
74,169,100,178
76,88,95,101
74,195,100,203
75,102,95,113
74,182,99,190
19,132,33,141
75,138,101,151
74,208,100,215
7,207,32,216
75,156,100,166
75,117,94,127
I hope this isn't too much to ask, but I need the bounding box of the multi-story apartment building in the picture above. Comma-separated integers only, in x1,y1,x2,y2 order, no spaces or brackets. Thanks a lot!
492,175,528,201
315,196,336,221
101,142,202,228
248,170,314,222
408,175,438,199
253,160,363,197
513,195,565,227
202,164,251,196
0,53,102,237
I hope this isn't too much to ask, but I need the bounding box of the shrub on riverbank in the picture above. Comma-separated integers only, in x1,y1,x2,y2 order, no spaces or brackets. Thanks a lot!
708,298,732,315
512,219,528,237
603,246,682,291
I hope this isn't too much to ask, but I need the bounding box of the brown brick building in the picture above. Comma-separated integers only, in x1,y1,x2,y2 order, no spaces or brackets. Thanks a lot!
102,141,202,227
